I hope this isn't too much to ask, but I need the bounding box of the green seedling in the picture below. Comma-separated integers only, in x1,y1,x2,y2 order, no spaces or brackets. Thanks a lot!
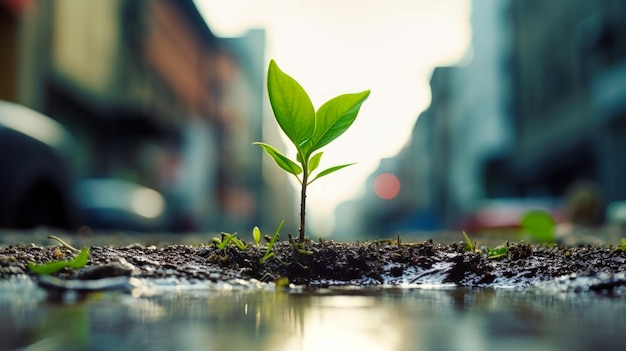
254,60,370,241
462,231,508,259
28,247,90,275
520,210,556,243
231,236,247,250
462,231,479,253
48,234,80,253
252,226,261,247
261,220,285,264
617,238,626,251
288,234,314,256
484,245,508,259
212,232,247,251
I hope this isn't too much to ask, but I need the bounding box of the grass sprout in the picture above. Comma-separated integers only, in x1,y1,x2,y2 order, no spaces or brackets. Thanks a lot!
462,231,508,259
261,220,285,264
212,232,247,251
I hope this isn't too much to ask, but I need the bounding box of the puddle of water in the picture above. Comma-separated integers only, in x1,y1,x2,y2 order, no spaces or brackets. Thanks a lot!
2,277,626,351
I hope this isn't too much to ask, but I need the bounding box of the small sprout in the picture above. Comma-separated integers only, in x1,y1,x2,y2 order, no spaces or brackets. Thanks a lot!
212,237,223,247
261,220,285,264
28,247,90,275
254,60,370,242
462,231,505,258
289,233,313,255
230,236,248,250
253,226,261,246
462,231,478,252
485,245,508,259
616,238,626,251
48,235,80,253
212,232,247,251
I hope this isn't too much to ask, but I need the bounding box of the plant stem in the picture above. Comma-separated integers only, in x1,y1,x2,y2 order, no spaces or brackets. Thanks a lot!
299,165,308,242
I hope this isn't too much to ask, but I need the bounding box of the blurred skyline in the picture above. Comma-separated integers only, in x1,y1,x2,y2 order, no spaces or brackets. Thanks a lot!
5,0,620,238
195,0,472,235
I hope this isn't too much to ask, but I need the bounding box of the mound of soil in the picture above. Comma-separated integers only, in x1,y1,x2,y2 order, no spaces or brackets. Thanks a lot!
1,228,626,290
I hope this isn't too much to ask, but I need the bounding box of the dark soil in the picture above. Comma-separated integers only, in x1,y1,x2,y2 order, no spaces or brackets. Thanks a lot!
1,227,626,290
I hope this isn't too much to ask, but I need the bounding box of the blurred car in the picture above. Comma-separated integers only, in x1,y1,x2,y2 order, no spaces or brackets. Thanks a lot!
459,198,565,232
0,100,77,229
75,178,167,232
0,100,169,231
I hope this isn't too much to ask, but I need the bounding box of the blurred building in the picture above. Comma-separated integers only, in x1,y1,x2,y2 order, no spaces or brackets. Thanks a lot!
347,0,513,236
504,0,626,207
0,0,295,233
352,0,626,236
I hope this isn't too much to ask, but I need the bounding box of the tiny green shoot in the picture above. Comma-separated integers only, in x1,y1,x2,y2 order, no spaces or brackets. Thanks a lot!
255,60,370,241
252,226,261,247
617,238,626,251
462,231,478,252
261,220,285,264
484,245,508,260
212,232,247,251
462,231,507,259
48,234,80,253
28,247,90,275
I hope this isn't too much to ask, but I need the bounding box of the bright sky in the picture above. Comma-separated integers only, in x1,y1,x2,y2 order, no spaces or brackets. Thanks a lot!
195,0,472,236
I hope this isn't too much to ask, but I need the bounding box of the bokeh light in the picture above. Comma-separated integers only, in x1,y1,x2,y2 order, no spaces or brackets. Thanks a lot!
373,173,400,200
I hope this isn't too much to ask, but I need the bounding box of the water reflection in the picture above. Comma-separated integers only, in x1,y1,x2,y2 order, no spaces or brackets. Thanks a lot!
2,282,626,351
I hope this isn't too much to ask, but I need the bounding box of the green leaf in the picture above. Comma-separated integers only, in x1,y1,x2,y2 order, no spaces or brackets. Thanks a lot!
28,247,90,275
267,60,315,149
309,163,355,184
254,142,302,176
308,152,323,174
520,210,556,243
304,90,370,156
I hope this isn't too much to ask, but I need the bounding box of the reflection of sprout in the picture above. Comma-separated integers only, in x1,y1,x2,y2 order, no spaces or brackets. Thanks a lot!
130,188,165,219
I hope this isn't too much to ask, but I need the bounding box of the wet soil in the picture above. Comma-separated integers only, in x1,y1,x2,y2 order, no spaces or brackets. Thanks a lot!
1,226,626,290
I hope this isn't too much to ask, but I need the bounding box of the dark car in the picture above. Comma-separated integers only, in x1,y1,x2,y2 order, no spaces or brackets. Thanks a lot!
0,100,77,229
0,100,171,232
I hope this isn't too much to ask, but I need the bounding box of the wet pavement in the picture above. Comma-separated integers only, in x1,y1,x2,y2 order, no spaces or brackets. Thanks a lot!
2,277,626,351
